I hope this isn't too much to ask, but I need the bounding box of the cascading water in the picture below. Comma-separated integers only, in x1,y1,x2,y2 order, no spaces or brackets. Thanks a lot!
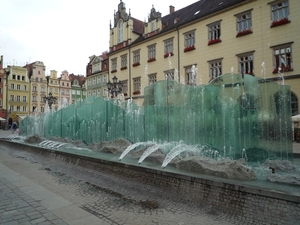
20,73,293,165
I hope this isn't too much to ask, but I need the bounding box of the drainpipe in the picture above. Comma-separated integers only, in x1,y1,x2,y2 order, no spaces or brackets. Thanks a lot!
176,26,180,83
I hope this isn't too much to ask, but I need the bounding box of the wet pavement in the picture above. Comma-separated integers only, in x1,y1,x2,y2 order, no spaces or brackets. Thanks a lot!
1,129,300,225
0,130,236,225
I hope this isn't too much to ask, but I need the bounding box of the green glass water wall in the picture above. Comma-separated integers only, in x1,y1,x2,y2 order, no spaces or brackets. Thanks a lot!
20,74,293,162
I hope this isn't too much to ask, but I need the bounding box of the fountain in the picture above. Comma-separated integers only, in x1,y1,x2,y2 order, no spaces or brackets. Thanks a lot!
19,72,293,164
3,71,299,224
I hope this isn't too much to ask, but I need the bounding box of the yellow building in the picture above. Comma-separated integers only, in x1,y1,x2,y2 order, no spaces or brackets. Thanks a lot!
47,70,60,110
24,61,48,114
108,0,300,114
5,65,30,124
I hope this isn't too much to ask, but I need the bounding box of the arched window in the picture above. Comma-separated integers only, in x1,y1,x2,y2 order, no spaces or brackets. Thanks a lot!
118,20,123,43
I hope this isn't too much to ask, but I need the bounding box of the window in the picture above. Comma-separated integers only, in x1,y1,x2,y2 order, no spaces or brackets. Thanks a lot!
148,44,156,60
148,74,157,85
118,20,123,43
17,106,20,112
17,96,20,101
0,88,1,94
122,81,128,94
208,59,222,81
32,106,36,112
55,88,58,94
0,100,2,106
23,96,26,102
133,78,141,91
41,106,44,113
151,20,155,32
10,84,14,89
93,77,96,85
237,52,254,75
13,75,16,79
17,84,20,90
103,75,107,83
66,90,69,95
0,78,2,82
23,106,27,112
111,58,117,71
271,43,293,73
208,21,221,43
33,96,37,102
49,88,52,93
236,11,252,35
10,106,14,112
35,77,38,81
61,89,65,95
33,86,37,92
41,87,45,92
164,38,174,55
17,75,20,80
185,66,198,85
72,90,76,95
121,55,127,68
62,82,65,86
271,1,289,22
22,76,25,81
10,95,14,101
23,85,27,91
133,50,140,64
165,70,174,80
184,31,195,48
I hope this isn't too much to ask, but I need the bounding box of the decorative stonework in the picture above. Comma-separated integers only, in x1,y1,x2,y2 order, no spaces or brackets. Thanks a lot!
114,0,130,27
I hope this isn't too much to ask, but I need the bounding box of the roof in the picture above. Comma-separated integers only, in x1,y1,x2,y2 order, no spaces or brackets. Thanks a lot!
69,73,86,87
132,0,247,44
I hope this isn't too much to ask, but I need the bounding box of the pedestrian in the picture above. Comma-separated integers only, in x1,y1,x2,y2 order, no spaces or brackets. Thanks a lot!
12,122,17,134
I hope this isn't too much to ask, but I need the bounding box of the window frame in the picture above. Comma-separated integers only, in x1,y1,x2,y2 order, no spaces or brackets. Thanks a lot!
208,58,223,81
236,51,255,75
235,10,253,37
270,42,293,73
184,30,195,48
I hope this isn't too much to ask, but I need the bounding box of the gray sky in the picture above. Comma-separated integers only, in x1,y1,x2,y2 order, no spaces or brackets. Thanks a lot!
0,0,197,76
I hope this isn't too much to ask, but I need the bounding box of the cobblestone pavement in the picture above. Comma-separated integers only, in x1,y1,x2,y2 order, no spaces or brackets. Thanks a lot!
0,143,236,225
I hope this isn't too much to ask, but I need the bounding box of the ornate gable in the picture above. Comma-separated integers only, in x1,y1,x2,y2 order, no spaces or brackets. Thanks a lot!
148,5,161,22
114,0,130,27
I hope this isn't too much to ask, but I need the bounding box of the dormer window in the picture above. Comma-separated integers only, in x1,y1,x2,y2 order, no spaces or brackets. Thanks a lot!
151,20,155,32
118,20,123,43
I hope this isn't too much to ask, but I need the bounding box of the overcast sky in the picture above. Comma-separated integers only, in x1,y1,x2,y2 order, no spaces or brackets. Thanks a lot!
0,0,197,76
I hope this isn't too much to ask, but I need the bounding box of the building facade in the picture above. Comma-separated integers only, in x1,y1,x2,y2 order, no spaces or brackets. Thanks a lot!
69,73,86,103
108,0,300,112
47,70,60,110
86,53,109,98
59,70,71,107
24,61,47,113
5,65,30,124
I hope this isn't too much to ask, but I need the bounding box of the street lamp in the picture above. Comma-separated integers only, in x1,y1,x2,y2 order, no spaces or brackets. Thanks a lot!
43,92,57,111
107,75,123,98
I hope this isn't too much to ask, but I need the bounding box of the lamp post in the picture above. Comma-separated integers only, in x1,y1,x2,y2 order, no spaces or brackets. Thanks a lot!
43,92,57,111
107,75,123,98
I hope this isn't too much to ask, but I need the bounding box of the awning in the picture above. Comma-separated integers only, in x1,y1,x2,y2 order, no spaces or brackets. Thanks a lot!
0,117,5,121
18,115,27,120
292,114,300,122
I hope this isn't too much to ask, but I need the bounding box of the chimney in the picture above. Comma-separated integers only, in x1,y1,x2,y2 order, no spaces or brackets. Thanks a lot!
169,5,175,14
